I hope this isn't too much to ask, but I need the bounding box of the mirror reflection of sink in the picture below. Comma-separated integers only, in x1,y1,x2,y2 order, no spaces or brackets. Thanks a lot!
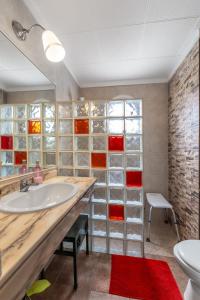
0,183,78,213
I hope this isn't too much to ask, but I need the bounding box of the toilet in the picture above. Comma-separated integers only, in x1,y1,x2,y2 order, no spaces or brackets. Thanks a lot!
174,240,200,300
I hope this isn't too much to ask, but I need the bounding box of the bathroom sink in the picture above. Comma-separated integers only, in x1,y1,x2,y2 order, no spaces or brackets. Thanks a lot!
0,182,78,213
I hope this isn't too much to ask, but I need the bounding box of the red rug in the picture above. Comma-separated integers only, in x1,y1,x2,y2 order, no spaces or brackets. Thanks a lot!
109,255,183,300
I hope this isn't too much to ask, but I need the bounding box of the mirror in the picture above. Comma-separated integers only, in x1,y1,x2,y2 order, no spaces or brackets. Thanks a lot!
0,32,56,179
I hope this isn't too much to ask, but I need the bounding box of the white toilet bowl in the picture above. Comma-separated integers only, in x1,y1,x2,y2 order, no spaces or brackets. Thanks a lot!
174,240,200,300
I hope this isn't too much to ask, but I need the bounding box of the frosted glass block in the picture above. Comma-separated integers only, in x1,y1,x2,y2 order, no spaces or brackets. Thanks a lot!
109,170,124,186
1,151,13,165
43,104,55,119
75,152,89,167
92,170,107,185
109,188,124,203
29,104,41,119
43,121,56,134
92,136,106,151
29,151,41,165
92,237,107,253
75,169,90,177
126,154,142,169
109,154,124,169
108,101,124,117
44,136,56,150
59,120,72,134
110,239,123,254
15,105,26,119
1,106,13,119
126,189,143,205
92,203,107,220
92,220,107,237
0,121,13,134
59,136,73,151
58,103,72,118
93,187,107,202
92,119,106,133
109,222,124,239
126,241,142,257
15,136,26,150
126,223,143,241
58,168,74,176
44,152,56,166
125,100,142,116
91,101,106,117
126,207,142,223
108,119,124,134
59,152,73,167
125,118,142,134
74,101,89,116
15,121,26,134
126,135,142,152
28,136,41,150
75,136,89,151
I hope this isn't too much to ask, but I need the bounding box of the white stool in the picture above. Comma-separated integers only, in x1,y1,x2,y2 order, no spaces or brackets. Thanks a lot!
146,193,180,242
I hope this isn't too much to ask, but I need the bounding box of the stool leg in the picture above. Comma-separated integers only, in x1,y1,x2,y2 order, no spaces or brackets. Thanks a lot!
164,208,169,224
171,208,181,241
146,206,152,242
86,221,89,255
73,241,78,290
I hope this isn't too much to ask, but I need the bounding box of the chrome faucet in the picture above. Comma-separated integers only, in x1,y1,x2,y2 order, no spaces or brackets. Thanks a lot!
20,179,32,192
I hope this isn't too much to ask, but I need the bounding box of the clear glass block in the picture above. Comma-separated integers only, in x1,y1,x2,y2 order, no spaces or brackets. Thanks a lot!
91,119,106,134
29,104,41,119
126,189,143,205
59,152,73,167
109,222,124,239
126,154,142,169
0,106,13,119
75,152,89,167
0,121,13,134
58,103,72,118
125,100,142,116
15,105,26,119
91,101,106,117
44,136,56,150
58,168,74,176
1,151,13,165
43,121,56,134
28,136,41,150
92,136,106,151
93,187,107,203
92,203,107,220
108,101,124,117
126,207,142,223
126,135,142,152
28,151,41,166
126,223,143,241
15,136,26,150
126,241,142,257
43,104,55,119
43,152,56,166
92,220,107,237
109,154,124,169
15,121,26,134
109,188,124,203
108,119,124,134
110,239,123,254
59,136,73,151
74,101,89,117
125,118,142,134
1,166,17,177
109,170,124,186
75,169,90,177
92,170,107,185
75,136,89,151
92,237,107,253
59,120,72,134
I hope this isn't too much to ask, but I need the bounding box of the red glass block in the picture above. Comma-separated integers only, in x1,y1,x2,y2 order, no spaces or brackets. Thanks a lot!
91,153,106,168
1,136,13,149
15,151,27,165
74,119,89,134
28,120,41,134
126,171,142,187
108,135,124,151
109,204,124,221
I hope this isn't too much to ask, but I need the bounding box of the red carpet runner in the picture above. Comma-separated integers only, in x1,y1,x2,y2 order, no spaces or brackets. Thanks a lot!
109,255,183,300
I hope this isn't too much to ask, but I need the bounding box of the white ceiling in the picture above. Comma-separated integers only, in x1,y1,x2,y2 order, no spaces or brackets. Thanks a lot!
24,0,200,87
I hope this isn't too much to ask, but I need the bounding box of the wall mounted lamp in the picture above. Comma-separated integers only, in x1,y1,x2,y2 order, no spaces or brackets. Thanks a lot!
12,20,65,63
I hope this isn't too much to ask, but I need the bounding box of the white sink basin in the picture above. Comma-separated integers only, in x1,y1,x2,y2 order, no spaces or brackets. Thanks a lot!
0,182,78,213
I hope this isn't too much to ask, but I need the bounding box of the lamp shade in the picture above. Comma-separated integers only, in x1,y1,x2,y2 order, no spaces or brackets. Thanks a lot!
42,30,65,62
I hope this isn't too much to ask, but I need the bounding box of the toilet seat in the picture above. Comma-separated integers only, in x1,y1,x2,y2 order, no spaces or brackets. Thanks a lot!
176,240,200,273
